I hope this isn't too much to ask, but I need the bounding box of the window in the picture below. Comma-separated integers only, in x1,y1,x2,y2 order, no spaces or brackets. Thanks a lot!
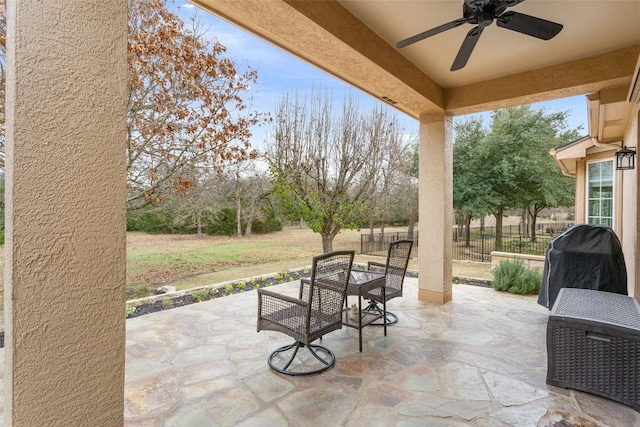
586,159,614,227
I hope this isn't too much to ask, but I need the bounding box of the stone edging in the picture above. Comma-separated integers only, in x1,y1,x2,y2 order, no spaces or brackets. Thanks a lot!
126,264,314,309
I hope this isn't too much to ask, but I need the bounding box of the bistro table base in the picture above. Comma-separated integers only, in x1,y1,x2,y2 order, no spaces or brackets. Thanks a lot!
363,300,398,325
344,269,387,352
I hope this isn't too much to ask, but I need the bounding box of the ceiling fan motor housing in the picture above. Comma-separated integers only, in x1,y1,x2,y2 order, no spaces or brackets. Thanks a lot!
464,3,496,27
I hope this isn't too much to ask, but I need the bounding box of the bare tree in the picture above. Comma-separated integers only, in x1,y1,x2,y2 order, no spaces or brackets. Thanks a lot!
241,167,272,236
364,122,412,240
266,90,407,252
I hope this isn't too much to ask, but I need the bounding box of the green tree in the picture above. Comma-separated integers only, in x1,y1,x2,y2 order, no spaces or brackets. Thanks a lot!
454,105,578,249
486,106,577,242
453,116,491,245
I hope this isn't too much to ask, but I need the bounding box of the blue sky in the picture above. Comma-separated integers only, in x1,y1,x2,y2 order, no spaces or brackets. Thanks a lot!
172,1,588,149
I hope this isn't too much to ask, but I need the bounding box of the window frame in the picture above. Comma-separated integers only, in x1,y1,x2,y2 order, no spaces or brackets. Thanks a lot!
585,158,615,229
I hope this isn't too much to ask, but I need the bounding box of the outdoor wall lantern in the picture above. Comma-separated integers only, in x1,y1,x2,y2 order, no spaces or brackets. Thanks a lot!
616,146,636,170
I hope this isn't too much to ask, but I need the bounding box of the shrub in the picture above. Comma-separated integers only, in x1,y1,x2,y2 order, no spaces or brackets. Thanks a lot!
491,259,542,295
127,206,174,234
205,207,237,236
126,306,136,318
250,210,283,234
192,289,210,302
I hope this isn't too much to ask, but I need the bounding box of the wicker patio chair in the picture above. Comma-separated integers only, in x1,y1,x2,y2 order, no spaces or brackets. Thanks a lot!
257,250,354,376
362,239,413,325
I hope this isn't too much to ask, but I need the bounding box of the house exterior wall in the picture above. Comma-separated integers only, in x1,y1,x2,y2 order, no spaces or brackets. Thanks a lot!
571,108,639,298
575,161,586,224
623,107,640,298
4,1,127,424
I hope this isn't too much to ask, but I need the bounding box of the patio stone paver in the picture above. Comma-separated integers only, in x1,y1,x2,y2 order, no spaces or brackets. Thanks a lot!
120,279,640,426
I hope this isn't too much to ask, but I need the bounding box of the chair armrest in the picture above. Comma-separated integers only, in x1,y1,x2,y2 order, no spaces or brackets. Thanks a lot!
258,288,307,308
367,261,386,270
302,275,349,295
300,277,311,300
258,288,308,326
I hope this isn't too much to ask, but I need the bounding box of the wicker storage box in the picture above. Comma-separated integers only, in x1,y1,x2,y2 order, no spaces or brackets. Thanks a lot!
547,288,640,411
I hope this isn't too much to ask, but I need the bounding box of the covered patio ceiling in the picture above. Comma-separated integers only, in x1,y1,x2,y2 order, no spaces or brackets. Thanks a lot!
190,0,640,118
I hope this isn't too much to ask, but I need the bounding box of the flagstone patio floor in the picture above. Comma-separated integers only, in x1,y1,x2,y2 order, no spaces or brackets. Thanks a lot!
123,279,639,426
0,278,640,427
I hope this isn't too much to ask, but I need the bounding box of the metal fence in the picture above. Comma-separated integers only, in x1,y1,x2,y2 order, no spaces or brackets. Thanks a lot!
360,231,418,256
452,221,574,240
452,234,553,262
361,221,572,260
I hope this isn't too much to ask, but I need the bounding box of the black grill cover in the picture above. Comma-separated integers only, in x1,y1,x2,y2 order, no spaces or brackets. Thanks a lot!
538,224,628,309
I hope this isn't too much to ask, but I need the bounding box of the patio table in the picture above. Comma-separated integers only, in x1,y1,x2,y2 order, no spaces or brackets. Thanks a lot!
343,269,387,352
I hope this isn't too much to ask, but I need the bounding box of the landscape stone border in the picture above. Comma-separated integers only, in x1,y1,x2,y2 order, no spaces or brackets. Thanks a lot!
0,269,489,348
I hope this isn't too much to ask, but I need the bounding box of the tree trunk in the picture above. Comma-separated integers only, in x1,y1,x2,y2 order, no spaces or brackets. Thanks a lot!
494,209,504,252
407,203,417,240
530,211,537,241
235,173,242,238
521,209,528,237
464,213,471,247
321,234,334,253
530,205,541,242
244,199,256,237
196,207,203,238
368,216,375,242
480,216,485,233
455,211,464,238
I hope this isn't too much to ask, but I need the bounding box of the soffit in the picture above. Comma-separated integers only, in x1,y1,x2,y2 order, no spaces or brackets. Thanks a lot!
192,0,640,118
551,135,620,177
588,86,635,143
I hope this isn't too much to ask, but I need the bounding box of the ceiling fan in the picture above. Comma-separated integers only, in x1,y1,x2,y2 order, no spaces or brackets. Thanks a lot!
396,0,563,71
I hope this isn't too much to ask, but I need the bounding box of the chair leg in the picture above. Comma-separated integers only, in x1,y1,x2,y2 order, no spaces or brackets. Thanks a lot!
268,340,336,376
362,300,398,325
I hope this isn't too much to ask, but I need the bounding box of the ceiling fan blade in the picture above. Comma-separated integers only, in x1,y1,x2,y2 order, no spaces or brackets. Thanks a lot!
496,11,563,40
451,25,484,71
397,17,469,49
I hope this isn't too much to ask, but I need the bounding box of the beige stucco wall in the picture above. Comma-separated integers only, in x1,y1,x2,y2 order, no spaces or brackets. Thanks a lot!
572,111,639,298
418,113,453,304
574,160,586,224
622,107,639,298
5,1,128,425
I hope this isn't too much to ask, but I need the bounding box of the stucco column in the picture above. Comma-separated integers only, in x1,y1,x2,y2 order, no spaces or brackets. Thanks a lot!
634,108,640,300
5,1,127,425
418,112,453,304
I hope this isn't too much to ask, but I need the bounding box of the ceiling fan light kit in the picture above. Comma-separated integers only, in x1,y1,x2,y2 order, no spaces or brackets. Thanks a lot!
396,0,563,71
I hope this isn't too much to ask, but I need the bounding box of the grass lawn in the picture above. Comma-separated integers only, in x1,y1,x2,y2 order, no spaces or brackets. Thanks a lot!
0,225,493,320
125,226,364,295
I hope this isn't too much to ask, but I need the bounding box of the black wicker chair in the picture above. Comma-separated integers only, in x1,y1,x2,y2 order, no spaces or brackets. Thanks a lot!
257,250,354,376
362,239,413,325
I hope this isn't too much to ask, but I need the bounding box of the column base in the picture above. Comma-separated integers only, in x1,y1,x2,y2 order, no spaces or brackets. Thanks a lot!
418,289,452,304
